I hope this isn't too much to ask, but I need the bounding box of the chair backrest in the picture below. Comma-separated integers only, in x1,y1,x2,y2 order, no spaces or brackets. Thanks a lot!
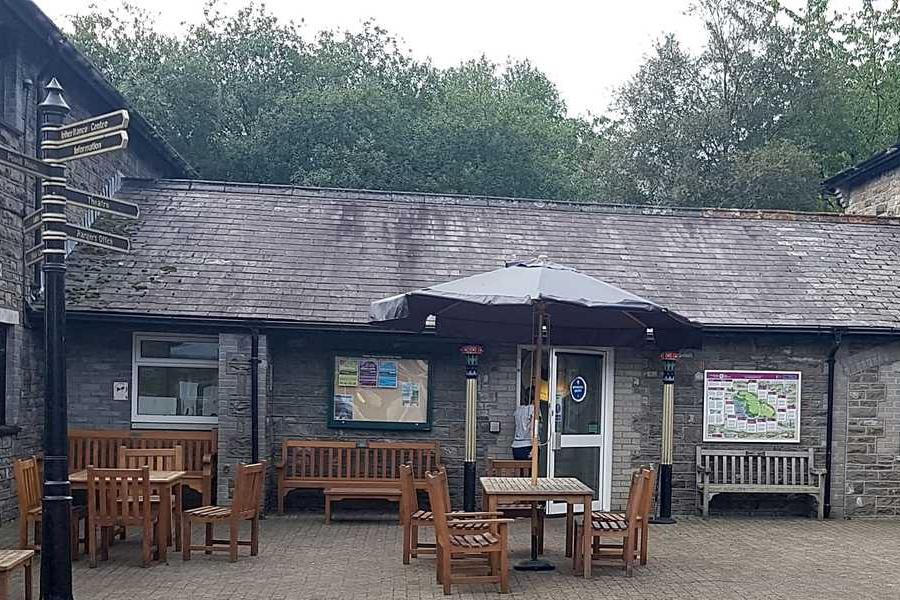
624,469,647,525
86,466,152,528
486,458,532,477
433,466,452,511
118,445,184,471
232,462,266,518
13,457,42,514
425,472,451,546
399,464,419,523
639,466,657,521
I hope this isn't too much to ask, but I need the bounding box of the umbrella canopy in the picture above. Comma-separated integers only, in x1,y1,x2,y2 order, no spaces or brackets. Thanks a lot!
370,257,701,349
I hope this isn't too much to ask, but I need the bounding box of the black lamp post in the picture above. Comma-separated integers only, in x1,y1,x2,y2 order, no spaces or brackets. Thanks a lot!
39,78,75,600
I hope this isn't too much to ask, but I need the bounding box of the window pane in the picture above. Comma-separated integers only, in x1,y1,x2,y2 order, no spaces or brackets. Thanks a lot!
137,366,218,417
140,339,218,361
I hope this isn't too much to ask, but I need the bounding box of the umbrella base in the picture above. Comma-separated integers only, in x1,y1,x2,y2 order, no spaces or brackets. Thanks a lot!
649,516,676,524
514,559,555,571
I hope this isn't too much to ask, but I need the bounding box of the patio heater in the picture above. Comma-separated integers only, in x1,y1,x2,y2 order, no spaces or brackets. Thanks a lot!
652,352,678,524
460,344,483,511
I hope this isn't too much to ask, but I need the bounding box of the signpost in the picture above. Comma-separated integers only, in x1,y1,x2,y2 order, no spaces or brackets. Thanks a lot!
0,79,135,600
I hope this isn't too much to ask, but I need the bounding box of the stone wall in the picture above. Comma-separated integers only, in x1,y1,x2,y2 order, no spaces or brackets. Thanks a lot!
834,339,900,517
840,169,900,217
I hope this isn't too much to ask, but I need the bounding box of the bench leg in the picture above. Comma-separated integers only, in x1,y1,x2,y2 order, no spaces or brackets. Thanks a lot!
183,515,192,561
277,489,285,515
403,523,412,563
0,571,7,600
702,491,710,518
324,496,332,525
816,493,825,520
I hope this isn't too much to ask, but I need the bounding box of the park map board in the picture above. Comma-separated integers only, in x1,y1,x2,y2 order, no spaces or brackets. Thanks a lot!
703,370,801,443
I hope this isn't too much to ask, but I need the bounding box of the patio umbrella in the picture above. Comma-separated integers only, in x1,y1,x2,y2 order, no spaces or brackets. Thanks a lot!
371,256,701,489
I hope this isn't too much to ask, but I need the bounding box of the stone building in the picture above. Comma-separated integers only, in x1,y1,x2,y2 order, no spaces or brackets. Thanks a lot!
59,179,900,518
824,143,900,216
3,0,900,526
0,0,192,519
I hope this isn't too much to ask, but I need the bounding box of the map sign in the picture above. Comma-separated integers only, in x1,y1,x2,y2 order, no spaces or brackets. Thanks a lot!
703,370,801,443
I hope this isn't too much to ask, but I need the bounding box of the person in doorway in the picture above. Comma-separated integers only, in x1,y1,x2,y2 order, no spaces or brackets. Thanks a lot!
512,392,535,460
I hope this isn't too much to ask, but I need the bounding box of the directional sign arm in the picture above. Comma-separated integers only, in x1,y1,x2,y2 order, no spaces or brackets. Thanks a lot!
42,132,128,163
62,223,130,253
43,110,129,144
0,145,55,178
65,187,139,219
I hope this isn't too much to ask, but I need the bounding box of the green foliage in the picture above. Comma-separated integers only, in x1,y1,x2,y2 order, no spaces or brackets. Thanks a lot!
68,0,900,211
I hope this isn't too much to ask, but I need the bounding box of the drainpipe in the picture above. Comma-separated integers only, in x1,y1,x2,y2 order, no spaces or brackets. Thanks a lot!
824,330,842,519
250,329,260,464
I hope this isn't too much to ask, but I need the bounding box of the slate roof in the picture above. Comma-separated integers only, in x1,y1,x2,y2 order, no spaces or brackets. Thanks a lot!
64,178,900,330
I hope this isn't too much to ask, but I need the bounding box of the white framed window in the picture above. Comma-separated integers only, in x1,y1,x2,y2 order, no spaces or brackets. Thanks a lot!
132,333,219,427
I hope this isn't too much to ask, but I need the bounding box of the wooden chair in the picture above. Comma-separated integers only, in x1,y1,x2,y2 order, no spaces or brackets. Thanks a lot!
0,549,34,600
426,472,512,595
182,462,265,563
486,458,544,553
86,466,160,568
588,465,656,565
117,446,185,545
13,457,85,559
400,465,492,564
574,468,648,577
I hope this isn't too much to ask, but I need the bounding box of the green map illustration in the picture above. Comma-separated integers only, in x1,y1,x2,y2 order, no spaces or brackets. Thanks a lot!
733,390,776,419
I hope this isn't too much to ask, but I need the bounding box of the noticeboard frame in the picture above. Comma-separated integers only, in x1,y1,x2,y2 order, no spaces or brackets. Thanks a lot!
327,352,434,431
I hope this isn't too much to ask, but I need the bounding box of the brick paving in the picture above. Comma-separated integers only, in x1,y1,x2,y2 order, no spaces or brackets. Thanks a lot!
4,513,899,599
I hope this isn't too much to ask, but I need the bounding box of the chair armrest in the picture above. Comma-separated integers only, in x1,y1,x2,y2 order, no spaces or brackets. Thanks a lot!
275,461,285,472
446,511,504,518
696,464,710,473
810,467,827,476
202,453,215,478
447,518,514,527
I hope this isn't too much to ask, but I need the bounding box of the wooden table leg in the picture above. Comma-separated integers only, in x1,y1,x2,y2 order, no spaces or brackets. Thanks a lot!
159,484,171,563
0,571,8,600
24,558,32,600
565,503,574,558
174,482,183,552
582,494,592,578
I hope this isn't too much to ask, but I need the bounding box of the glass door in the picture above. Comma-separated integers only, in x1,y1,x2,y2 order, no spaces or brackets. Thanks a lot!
547,348,612,514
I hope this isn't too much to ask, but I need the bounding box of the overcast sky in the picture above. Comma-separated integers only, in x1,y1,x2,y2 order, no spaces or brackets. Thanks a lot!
34,0,861,117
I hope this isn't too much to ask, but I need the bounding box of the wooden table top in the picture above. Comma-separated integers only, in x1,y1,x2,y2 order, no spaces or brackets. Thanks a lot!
69,470,186,485
480,476,594,497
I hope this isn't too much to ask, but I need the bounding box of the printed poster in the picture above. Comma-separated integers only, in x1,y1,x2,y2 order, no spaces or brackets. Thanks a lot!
377,360,398,388
337,358,359,387
703,370,801,443
402,382,420,407
333,394,354,420
358,360,378,387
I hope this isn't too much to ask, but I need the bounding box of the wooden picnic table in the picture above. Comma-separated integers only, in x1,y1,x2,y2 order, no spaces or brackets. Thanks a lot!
480,476,595,577
70,469,185,564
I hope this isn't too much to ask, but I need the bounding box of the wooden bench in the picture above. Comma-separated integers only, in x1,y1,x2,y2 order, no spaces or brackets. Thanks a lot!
275,440,441,514
324,487,403,524
69,429,218,505
696,447,826,519
0,549,34,600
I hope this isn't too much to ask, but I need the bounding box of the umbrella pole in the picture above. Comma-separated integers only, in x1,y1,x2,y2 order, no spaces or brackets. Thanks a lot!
515,303,555,572
531,303,544,486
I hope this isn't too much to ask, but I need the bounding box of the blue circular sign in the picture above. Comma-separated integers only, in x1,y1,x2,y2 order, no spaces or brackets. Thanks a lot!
570,376,588,403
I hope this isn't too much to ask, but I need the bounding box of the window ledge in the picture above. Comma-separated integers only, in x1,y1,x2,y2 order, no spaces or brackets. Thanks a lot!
0,425,22,437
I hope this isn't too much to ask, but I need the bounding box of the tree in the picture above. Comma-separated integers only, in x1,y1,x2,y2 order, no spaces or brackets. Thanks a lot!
69,2,599,200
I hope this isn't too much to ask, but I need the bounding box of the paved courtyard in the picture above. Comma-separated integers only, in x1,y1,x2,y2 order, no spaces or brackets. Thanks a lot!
5,512,899,599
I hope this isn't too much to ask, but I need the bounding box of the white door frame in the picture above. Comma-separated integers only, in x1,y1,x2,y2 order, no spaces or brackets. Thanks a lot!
515,345,615,514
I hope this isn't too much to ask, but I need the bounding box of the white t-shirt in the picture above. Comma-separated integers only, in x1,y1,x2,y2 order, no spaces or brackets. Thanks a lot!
511,404,534,448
